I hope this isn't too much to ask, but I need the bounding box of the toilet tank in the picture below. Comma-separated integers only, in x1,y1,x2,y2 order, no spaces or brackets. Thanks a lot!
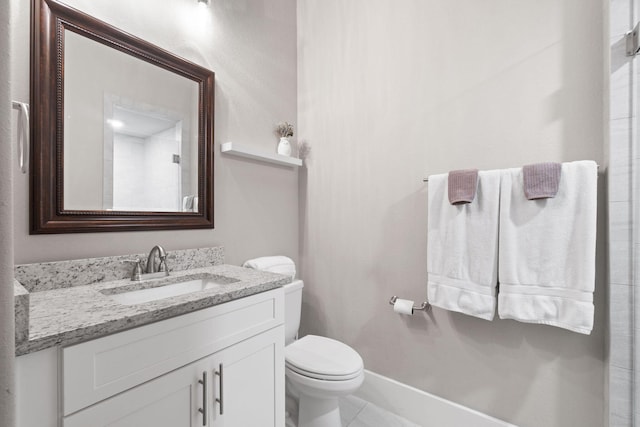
283,280,304,345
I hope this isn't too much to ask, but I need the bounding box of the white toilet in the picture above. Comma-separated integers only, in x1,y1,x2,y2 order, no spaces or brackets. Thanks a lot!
284,280,365,427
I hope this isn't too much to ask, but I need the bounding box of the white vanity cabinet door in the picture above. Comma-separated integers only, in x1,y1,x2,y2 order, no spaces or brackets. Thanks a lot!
211,325,285,427
63,355,210,427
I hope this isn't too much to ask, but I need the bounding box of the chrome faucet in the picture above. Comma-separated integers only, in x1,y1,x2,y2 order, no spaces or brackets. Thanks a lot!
146,245,169,275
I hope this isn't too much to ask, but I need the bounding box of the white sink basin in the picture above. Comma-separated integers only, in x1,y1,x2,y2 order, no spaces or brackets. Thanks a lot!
103,274,238,305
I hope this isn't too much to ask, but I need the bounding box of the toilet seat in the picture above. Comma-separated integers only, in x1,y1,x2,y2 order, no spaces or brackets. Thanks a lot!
285,335,363,381
286,362,363,381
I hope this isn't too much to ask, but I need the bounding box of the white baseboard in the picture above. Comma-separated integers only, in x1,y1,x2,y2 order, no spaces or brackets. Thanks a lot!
354,370,518,427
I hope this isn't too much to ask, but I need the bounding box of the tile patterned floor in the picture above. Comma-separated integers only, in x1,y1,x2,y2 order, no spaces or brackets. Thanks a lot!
339,395,421,427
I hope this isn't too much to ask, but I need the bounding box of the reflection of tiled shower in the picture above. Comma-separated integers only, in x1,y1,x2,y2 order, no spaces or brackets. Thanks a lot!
112,125,183,212
609,1,638,424
143,125,182,211
103,97,195,213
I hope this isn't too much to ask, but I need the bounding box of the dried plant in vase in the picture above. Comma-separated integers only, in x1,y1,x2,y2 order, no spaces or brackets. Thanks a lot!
276,122,294,138
275,121,294,156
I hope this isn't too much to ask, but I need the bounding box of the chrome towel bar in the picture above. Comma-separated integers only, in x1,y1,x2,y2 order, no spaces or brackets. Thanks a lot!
423,163,600,182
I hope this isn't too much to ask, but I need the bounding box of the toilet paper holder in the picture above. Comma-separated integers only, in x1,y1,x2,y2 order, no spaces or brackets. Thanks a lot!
388,296,430,311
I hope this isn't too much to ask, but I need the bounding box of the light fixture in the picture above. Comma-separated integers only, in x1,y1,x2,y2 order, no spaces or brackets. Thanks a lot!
106,119,124,129
197,0,209,5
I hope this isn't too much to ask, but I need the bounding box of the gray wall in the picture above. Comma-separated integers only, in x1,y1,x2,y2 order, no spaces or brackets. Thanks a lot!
297,1,606,426
10,0,299,266
1,1,16,426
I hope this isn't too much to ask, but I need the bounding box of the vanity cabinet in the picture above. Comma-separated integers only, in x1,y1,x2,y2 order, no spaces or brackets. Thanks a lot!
16,288,285,427
64,327,282,427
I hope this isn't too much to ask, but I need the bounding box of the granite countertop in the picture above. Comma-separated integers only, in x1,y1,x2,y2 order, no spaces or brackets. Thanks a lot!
16,264,290,356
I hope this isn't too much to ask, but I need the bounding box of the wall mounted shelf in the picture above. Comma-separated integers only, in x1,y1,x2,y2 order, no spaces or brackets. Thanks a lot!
221,142,302,167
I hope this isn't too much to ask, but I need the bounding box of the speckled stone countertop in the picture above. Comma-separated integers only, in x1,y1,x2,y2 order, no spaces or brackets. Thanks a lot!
15,246,226,293
16,264,290,356
14,280,29,344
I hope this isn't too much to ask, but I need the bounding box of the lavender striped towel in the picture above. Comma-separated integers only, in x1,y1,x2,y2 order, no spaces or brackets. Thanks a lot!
523,162,562,200
448,169,479,205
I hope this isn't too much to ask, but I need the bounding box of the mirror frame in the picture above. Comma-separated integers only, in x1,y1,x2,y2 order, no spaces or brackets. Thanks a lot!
30,0,215,233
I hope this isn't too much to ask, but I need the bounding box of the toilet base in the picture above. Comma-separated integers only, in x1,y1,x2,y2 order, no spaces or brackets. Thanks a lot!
285,362,364,427
285,393,298,426
297,394,341,427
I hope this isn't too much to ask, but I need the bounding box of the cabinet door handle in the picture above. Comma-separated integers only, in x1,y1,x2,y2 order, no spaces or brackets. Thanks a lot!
198,371,207,426
215,363,224,415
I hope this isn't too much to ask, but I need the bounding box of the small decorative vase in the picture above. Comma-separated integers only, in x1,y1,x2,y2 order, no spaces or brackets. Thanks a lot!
277,137,292,156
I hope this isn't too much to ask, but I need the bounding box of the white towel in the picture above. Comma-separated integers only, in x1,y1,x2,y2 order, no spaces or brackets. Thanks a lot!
242,256,296,279
182,195,194,212
498,160,597,334
427,170,502,320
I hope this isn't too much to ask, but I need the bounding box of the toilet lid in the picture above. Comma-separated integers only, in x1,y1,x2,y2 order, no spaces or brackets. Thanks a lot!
285,335,363,381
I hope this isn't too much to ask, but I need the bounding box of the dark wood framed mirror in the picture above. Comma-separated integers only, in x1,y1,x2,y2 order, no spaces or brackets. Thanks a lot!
30,0,214,233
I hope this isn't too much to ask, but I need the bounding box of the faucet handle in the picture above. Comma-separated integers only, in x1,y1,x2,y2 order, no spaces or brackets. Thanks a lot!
122,258,144,281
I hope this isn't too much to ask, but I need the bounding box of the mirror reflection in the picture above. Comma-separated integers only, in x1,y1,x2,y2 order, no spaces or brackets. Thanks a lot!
63,29,199,212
